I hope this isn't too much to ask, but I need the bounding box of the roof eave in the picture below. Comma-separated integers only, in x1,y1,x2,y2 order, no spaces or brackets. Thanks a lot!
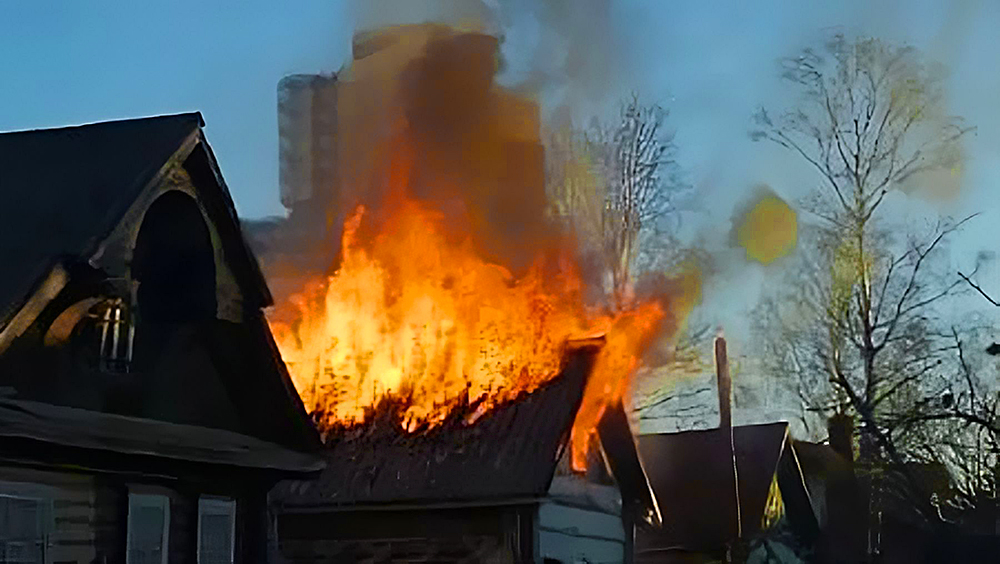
190,132,275,308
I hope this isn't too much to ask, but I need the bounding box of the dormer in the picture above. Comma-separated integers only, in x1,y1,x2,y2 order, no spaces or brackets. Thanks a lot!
0,113,317,452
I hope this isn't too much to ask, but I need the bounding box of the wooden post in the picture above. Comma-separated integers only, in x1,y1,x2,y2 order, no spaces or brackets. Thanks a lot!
716,333,742,560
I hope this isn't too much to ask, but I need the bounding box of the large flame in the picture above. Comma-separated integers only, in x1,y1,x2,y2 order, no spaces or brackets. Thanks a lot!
270,157,671,471
264,24,690,471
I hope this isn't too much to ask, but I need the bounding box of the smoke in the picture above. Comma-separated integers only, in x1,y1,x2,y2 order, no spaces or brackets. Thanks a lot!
247,1,633,308
326,1,632,274
330,24,562,274
491,0,623,121
351,0,625,122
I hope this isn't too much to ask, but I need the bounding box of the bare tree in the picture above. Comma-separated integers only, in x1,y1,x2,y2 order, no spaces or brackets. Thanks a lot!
547,94,690,309
751,34,982,531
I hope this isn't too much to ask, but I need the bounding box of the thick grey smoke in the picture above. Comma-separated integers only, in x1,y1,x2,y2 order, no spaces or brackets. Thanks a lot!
351,0,625,123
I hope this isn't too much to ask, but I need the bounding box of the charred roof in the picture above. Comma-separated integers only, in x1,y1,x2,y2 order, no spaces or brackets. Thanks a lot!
273,347,598,510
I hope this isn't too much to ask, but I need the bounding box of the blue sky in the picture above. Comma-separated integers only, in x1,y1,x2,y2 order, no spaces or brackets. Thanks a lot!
600,0,1000,347
3,1,999,376
0,1,353,219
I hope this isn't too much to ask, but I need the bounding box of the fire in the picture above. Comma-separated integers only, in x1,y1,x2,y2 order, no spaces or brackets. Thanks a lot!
264,24,692,471
269,162,671,471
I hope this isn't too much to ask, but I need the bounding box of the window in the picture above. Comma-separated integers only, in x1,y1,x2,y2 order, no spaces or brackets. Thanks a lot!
0,495,49,564
94,297,135,373
197,498,235,564
126,494,170,564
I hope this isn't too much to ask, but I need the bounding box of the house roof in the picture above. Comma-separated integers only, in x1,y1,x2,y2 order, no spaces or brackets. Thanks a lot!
0,113,272,329
0,397,323,475
272,346,599,510
597,399,662,527
0,114,201,326
636,422,792,555
0,113,314,455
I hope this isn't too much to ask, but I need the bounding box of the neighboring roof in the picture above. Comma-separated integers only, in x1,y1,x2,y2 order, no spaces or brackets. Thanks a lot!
273,346,599,510
0,397,324,474
546,474,623,516
597,399,661,527
636,422,792,555
0,113,203,326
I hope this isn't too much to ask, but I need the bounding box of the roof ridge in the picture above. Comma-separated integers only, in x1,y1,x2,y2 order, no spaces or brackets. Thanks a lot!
0,111,204,136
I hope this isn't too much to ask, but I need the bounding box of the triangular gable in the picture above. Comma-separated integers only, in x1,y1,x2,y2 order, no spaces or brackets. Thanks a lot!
0,113,314,453
636,422,790,554
181,133,273,309
0,113,203,328
0,113,275,333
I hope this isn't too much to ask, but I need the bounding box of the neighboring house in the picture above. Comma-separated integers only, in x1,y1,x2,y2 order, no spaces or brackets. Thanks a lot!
635,423,818,563
794,416,1000,564
788,439,866,564
271,345,661,564
0,114,323,563
634,337,818,563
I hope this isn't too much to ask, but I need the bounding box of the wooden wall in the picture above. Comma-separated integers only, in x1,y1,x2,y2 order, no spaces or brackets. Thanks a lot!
276,504,536,563
0,466,103,564
0,465,265,564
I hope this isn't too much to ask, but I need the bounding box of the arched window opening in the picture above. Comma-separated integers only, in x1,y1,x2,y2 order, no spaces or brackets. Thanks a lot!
44,295,136,374
132,191,217,323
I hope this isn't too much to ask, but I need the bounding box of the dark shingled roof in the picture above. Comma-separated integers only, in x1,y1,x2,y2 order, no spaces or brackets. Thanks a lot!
0,113,310,454
636,422,792,555
273,347,599,510
0,397,323,474
0,113,204,326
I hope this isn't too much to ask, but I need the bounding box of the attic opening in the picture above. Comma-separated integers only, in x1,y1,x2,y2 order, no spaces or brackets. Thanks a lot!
132,190,217,323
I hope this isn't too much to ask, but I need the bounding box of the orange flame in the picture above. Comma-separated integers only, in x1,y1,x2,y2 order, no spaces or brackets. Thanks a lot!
268,159,678,471
264,25,693,471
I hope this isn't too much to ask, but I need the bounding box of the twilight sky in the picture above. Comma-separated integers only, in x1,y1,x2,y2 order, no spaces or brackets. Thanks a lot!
3,1,999,425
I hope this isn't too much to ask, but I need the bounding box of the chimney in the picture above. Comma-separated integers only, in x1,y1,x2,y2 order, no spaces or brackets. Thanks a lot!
827,413,855,463
715,333,732,430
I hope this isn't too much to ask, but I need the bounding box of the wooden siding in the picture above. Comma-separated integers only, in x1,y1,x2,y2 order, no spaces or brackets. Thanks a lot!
0,466,268,564
0,467,100,564
276,505,535,563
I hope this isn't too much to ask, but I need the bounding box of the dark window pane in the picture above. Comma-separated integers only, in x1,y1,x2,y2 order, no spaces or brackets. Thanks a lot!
0,497,44,564
199,513,233,564
127,495,168,564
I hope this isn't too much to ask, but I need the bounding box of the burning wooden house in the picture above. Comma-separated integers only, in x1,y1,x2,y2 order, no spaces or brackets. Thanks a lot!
258,22,680,564
272,344,661,563
0,114,323,563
